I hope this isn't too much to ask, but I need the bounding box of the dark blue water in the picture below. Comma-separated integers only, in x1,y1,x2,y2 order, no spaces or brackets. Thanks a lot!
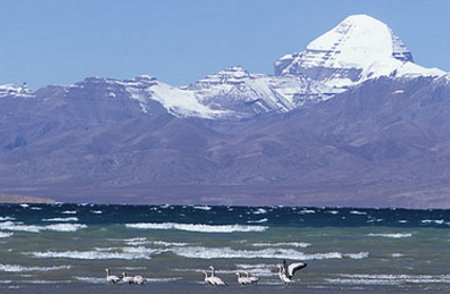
0,204,449,294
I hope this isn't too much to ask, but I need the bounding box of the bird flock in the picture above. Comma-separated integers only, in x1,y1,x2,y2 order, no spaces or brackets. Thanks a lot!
106,260,307,287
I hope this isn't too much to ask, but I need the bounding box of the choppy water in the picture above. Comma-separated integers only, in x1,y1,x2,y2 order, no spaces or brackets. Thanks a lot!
0,203,449,293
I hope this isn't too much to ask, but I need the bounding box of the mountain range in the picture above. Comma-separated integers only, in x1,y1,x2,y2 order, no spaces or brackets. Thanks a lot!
1,15,449,208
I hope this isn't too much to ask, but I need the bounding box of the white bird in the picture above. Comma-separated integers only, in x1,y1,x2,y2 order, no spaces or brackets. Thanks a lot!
121,272,134,285
133,275,146,285
105,268,121,284
235,272,252,285
203,270,216,286
244,271,260,284
277,260,307,284
207,266,226,286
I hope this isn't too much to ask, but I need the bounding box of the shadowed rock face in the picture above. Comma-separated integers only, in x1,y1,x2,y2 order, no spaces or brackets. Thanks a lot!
0,75,449,208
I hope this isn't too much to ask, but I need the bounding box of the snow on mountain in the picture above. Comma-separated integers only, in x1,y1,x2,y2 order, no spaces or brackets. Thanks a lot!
186,66,334,117
0,83,33,98
274,15,445,89
68,75,230,119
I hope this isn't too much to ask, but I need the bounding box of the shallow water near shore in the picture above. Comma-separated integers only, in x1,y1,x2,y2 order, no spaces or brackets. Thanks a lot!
0,203,449,293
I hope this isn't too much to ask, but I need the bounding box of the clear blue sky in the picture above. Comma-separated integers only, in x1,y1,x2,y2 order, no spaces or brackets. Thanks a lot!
1,0,449,89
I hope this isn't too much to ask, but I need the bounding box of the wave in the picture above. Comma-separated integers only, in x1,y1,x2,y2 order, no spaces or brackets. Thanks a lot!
42,217,79,222
235,263,276,276
0,221,86,233
251,242,311,248
252,208,267,215
168,246,368,260
61,210,77,214
30,207,42,210
19,204,29,208
125,222,268,233
299,209,316,214
26,247,161,260
90,210,102,214
0,263,71,273
421,219,444,225
247,218,268,224
367,233,412,238
327,274,450,285
326,210,339,215
0,217,14,221
0,232,13,238
124,238,188,247
349,210,367,215
192,205,212,211
74,276,105,284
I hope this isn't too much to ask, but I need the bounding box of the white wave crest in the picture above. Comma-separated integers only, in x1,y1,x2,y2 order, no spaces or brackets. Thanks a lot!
0,263,71,272
125,222,267,233
27,247,160,260
349,210,367,215
0,217,15,221
326,210,339,215
61,210,77,214
0,221,86,233
247,218,268,224
328,274,450,285
193,205,212,211
251,242,311,248
299,209,316,214
252,208,267,215
42,217,79,222
0,232,13,238
421,219,444,225
367,233,412,238
90,210,102,214
168,246,366,260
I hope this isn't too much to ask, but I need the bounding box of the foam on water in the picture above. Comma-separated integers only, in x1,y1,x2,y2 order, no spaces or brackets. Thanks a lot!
42,217,79,222
251,242,311,248
0,232,13,238
247,218,268,224
350,210,367,215
125,222,268,233
327,274,450,285
27,248,158,260
252,208,267,215
421,219,445,225
368,233,412,238
0,221,86,233
168,246,368,260
90,210,102,214
61,210,77,215
192,205,212,211
299,209,316,214
0,217,14,221
0,263,71,273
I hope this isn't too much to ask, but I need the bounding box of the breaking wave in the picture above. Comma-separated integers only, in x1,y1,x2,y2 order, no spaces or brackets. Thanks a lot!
26,247,161,260
0,232,13,238
327,274,450,285
168,246,368,260
0,221,87,233
125,222,268,233
251,242,311,248
367,233,412,238
42,217,79,222
0,263,71,273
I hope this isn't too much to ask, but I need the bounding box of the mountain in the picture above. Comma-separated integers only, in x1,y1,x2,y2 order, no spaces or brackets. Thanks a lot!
0,15,448,208
274,15,444,90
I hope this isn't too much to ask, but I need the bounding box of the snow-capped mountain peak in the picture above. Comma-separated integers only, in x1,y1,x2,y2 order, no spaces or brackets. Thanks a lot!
275,14,445,89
